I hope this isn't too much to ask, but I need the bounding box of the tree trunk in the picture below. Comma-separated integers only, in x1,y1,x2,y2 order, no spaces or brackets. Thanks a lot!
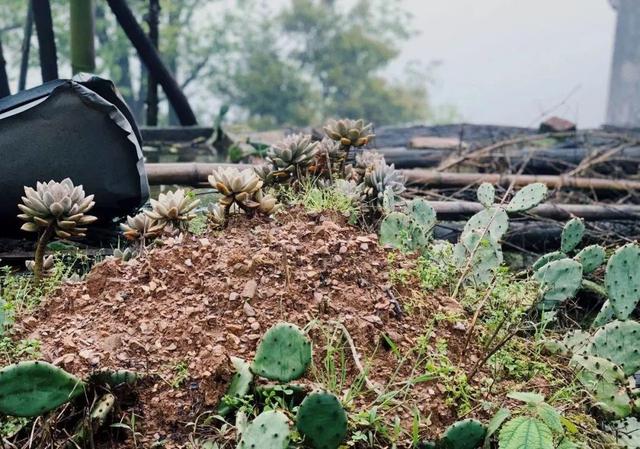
32,0,58,82
106,0,197,126
70,0,96,74
145,0,160,126
0,37,10,98
18,1,34,91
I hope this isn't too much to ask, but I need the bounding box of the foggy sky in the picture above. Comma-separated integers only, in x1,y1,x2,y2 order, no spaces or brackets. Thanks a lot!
395,0,616,127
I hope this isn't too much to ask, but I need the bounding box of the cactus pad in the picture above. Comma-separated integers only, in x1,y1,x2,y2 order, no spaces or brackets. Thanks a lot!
574,245,606,274
296,391,348,449
439,418,486,449
592,300,615,328
0,361,86,417
456,231,503,285
532,251,566,272
219,357,253,416
237,410,290,449
608,417,640,448
379,212,411,250
505,183,548,213
605,244,640,320
571,354,632,418
91,369,138,387
462,207,509,242
561,218,585,253
587,320,640,376
534,258,582,308
407,198,437,231
476,182,495,208
90,393,115,427
251,323,312,382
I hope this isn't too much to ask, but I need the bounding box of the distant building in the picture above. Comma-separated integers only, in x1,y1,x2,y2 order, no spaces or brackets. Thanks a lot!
607,0,640,127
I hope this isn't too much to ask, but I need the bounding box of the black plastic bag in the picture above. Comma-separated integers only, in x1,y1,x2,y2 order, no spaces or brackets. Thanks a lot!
0,75,149,236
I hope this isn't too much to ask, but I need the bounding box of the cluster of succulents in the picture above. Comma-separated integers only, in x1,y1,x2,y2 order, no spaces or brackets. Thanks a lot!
208,167,278,223
532,218,608,311
120,212,165,242
453,182,548,285
379,198,436,253
323,118,375,148
220,322,348,449
257,133,319,184
17,178,97,282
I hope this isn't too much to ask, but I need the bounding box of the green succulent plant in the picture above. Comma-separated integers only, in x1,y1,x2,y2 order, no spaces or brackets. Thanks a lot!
145,189,199,231
266,133,319,180
323,118,375,147
360,157,405,212
208,166,264,212
120,212,165,242
17,178,97,283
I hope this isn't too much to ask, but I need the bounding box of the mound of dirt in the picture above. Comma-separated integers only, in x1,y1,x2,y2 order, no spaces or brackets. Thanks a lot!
14,209,488,447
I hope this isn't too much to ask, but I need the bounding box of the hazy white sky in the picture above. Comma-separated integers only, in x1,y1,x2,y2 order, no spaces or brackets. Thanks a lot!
393,0,616,127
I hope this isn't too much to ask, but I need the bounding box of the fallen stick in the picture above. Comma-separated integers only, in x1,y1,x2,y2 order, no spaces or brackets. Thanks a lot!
403,170,640,192
146,163,640,193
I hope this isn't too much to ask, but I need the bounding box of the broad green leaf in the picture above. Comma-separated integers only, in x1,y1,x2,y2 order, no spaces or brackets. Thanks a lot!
498,417,553,449
507,391,545,405
536,403,563,433
484,408,511,448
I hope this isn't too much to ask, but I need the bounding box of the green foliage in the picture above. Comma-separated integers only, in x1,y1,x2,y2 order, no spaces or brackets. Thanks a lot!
296,391,348,449
504,183,548,213
604,243,640,320
439,419,486,449
251,323,312,382
237,410,290,449
0,361,86,417
218,357,253,416
498,416,553,449
378,200,436,253
454,231,504,286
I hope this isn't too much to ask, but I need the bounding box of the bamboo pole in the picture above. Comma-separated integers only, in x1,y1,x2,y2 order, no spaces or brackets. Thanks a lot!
70,0,96,74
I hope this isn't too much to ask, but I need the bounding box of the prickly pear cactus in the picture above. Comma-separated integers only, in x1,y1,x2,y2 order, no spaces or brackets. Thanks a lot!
574,245,606,274
608,417,640,448
407,198,437,232
561,218,585,253
605,244,640,320
462,207,509,243
219,357,253,416
477,182,495,208
251,323,312,382
587,320,640,376
455,231,503,285
237,410,290,449
296,390,348,449
90,369,138,387
505,183,548,213
532,251,566,272
592,300,615,328
439,418,486,449
90,393,115,427
570,354,632,418
534,258,583,309
379,212,411,250
0,361,86,417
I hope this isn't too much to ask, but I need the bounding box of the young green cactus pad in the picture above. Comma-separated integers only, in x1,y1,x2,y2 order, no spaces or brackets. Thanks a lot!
237,410,290,449
296,390,348,449
0,361,86,417
561,218,585,253
532,251,566,272
570,354,632,418
587,320,640,376
379,212,411,250
505,183,548,213
439,418,486,449
90,369,138,387
476,182,495,208
251,323,312,382
592,300,615,329
608,417,640,448
462,207,509,243
574,245,606,274
605,244,640,320
407,198,437,232
534,258,583,309
454,231,504,286
90,393,115,427
218,357,253,416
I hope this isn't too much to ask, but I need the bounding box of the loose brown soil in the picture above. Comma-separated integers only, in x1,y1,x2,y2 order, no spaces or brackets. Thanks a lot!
11,209,520,448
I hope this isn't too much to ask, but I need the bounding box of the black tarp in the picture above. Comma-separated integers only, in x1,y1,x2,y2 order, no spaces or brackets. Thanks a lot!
0,75,149,236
